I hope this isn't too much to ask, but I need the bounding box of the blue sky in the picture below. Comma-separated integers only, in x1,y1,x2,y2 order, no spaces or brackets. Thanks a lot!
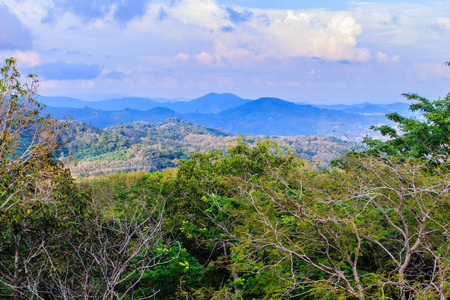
1,0,449,103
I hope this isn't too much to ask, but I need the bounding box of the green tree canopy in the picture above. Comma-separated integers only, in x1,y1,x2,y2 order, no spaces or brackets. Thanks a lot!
364,65,450,160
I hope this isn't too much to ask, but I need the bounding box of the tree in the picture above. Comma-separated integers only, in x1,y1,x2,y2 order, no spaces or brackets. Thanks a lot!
168,137,450,299
0,58,66,209
231,153,450,299
161,138,309,298
0,58,74,299
0,58,182,299
83,171,205,299
363,63,450,161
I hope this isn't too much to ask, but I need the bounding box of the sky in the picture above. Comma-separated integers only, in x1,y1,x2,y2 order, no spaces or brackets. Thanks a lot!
1,0,450,104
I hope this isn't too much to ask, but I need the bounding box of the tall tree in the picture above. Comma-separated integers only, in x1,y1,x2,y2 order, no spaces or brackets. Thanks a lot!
0,58,66,209
0,58,72,298
363,62,450,161
232,153,450,299
169,138,450,299
0,58,183,299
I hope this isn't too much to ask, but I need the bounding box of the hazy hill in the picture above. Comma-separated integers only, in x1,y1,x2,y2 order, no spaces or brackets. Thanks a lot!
37,96,88,108
39,96,164,111
44,106,177,127
86,97,163,111
183,97,382,137
383,102,411,113
164,92,251,113
318,102,411,115
39,93,250,114
339,102,390,114
42,94,405,138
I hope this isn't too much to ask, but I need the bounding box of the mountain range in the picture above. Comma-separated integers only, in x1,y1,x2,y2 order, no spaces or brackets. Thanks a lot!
41,93,411,138
39,93,250,114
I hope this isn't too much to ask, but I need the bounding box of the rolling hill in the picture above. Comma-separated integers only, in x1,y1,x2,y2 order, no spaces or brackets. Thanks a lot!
60,119,354,176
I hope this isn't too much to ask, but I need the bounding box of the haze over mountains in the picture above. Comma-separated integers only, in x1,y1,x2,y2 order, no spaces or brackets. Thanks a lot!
40,93,411,138
39,93,251,114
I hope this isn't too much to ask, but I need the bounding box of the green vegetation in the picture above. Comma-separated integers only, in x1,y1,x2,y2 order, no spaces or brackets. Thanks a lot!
59,119,353,176
83,137,450,299
1,58,449,299
364,92,450,161
59,118,235,176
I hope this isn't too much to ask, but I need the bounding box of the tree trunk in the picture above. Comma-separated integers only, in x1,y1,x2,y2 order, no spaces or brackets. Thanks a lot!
13,240,19,300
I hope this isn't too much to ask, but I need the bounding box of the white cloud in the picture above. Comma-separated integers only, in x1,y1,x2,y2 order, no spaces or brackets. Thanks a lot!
38,78,95,95
353,2,450,48
136,3,371,63
266,10,370,61
412,63,450,81
39,79,60,90
1,0,50,28
168,0,224,30
2,0,448,101
376,52,399,64
9,51,41,67
175,53,190,61
376,52,389,62
195,52,215,65
223,9,371,62
212,41,268,68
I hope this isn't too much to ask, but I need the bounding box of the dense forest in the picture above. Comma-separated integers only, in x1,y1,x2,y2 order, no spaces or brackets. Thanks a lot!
58,119,353,176
1,58,450,299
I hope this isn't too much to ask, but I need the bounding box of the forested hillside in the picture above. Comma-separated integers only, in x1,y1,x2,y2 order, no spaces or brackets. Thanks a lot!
59,119,353,176
1,59,449,299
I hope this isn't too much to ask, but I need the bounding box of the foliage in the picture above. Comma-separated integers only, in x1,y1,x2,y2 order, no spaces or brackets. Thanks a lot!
82,170,205,299
0,58,181,299
364,89,450,161
2,57,449,299
0,58,73,298
80,125,450,299
231,153,450,299
157,138,312,298
0,58,67,210
58,120,352,177
157,136,449,299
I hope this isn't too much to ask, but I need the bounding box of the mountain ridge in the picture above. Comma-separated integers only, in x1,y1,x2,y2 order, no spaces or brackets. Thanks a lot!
43,96,394,138
39,92,251,114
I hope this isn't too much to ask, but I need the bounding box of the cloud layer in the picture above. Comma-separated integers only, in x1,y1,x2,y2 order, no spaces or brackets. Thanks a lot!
43,0,151,25
0,0,449,102
30,61,102,80
0,4,33,50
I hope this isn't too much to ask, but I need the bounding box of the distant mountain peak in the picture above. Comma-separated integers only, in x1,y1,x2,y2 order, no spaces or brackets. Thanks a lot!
194,92,244,102
255,97,292,103
204,92,238,96
244,97,299,109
